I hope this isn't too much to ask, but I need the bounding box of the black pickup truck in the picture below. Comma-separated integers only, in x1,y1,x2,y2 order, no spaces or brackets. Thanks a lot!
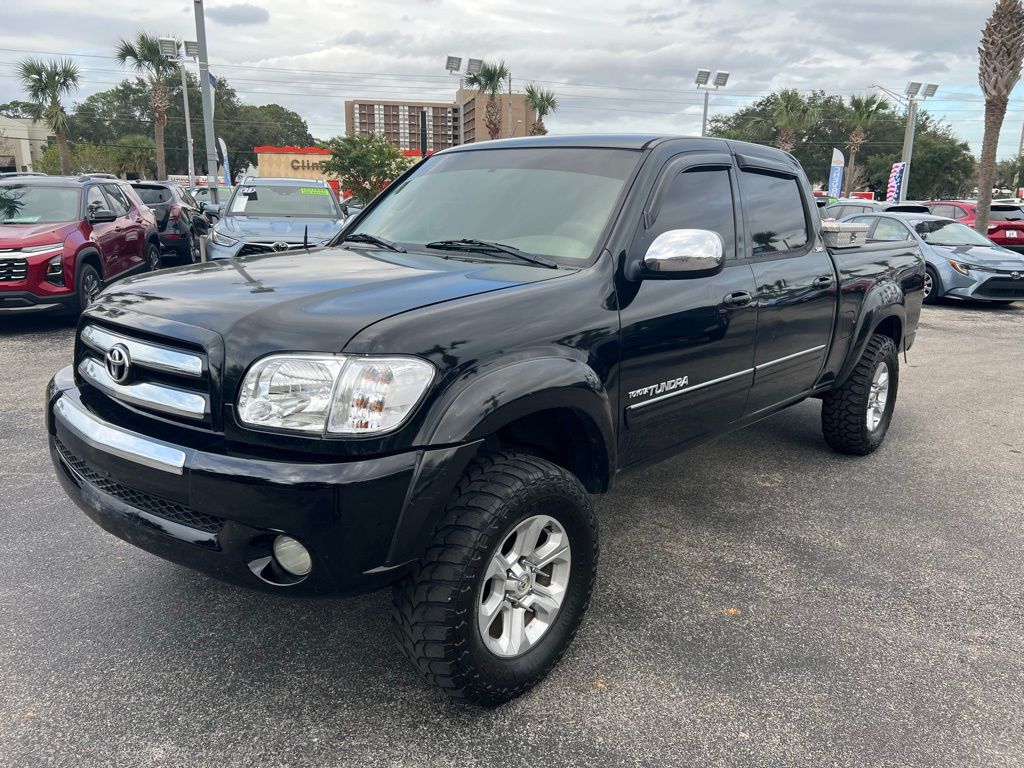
46,135,924,706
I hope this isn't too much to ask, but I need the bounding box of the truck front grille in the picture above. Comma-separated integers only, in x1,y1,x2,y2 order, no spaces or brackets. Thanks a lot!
55,438,225,534
77,322,213,429
0,257,28,281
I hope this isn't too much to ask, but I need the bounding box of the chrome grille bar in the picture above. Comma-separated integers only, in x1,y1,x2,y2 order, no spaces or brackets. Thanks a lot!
81,325,203,378
78,358,209,420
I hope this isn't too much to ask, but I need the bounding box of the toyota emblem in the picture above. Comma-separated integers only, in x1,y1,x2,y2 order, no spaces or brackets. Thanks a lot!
272,242,290,252
104,344,131,384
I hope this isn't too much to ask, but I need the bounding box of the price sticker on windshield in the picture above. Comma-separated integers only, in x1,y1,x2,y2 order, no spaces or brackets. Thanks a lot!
300,187,329,196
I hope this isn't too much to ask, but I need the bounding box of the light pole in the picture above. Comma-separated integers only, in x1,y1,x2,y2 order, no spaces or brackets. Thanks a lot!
158,36,199,187
193,0,221,204
696,69,730,137
877,82,939,201
445,56,483,145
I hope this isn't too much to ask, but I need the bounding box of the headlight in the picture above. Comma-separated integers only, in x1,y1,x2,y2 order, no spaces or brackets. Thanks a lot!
210,229,238,246
23,242,63,254
237,354,434,435
947,259,974,276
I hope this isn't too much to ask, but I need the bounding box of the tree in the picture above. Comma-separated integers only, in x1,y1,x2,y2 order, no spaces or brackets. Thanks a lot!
754,89,818,152
843,94,888,196
524,84,558,136
322,134,411,204
0,100,38,119
37,141,116,175
111,134,156,178
16,57,80,174
466,60,510,141
115,32,178,180
975,0,1024,233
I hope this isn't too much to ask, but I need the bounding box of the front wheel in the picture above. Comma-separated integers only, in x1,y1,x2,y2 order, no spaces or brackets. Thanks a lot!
76,263,102,314
821,334,899,455
923,265,941,304
391,452,598,706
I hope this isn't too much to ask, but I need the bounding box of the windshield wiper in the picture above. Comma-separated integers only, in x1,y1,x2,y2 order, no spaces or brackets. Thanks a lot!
340,232,405,252
424,238,558,268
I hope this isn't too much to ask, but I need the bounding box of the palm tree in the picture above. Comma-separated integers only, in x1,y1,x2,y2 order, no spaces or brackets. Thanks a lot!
525,84,558,136
16,58,80,175
843,94,888,197
755,89,817,153
115,32,177,180
466,60,510,141
975,0,1024,233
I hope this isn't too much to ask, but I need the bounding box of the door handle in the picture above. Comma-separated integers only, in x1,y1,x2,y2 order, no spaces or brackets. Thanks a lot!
813,275,834,289
722,290,753,307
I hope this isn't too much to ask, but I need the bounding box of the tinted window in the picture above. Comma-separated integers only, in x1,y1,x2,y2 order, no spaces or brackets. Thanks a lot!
871,218,911,241
740,170,809,255
651,167,736,260
134,186,172,204
930,204,956,219
178,186,199,208
102,184,130,216
990,206,1024,221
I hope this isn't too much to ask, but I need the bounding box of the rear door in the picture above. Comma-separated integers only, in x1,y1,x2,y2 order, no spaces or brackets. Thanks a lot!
737,157,837,418
102,183,145,273
84,185,120,277
618,153,758,466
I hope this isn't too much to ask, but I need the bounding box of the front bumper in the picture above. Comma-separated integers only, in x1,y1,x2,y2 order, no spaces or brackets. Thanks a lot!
0,288,76,314
46,371,480,595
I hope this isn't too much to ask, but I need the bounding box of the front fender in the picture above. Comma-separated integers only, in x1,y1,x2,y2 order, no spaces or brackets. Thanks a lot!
835,280,905,386
417,355,615,469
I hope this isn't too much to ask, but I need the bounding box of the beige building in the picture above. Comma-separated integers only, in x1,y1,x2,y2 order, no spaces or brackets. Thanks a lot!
0,116,53,173
253,146,341,195
344,91,538,151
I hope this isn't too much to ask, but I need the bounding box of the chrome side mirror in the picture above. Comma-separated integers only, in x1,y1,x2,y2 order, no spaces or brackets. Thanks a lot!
640,228,724,278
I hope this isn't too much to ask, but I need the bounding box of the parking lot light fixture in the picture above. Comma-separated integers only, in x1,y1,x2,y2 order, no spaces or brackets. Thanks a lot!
466,58,483,76
157,36,178,59
695,69,711,87
713,71,730,88
445,56,462,73
897,81,940,201
696,68,729,137
923,83,939,98
159,36,199,188
905,81,922,98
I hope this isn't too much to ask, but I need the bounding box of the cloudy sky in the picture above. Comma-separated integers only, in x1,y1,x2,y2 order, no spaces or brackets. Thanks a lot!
1,0,1018,163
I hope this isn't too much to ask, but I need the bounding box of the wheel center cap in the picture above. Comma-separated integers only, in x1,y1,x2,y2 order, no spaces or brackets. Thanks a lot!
516,575,531,594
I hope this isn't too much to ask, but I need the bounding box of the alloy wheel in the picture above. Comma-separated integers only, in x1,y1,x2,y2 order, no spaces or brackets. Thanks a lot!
82,272,101,306
866,361,890,432
477,514,572,658
923,271,933,298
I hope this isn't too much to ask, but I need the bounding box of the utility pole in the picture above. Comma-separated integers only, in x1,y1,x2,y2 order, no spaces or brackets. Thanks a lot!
193,0,220,205
701,90,710,138
1012,121,1024,194
178,64,196,187
695,69,729,137
507,71,513,138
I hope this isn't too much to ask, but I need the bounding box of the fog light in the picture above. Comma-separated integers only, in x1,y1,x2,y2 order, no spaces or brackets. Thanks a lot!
272,535,312,576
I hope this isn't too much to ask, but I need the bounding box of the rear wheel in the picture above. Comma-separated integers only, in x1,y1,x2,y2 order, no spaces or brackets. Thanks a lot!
821,334,899,455
76,263,102,314
391,452,598,706
146,242,162,271
188,231,201,263
923,265,941,304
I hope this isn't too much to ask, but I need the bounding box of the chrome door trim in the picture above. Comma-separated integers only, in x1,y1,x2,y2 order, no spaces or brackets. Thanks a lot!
626,368,754,412
754,345,827,371
78,358,209,420
81,325,203,378
53,396,187,475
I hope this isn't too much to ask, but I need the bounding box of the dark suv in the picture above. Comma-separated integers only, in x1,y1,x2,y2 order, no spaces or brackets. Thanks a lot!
0,176,160,315
130,181,210,265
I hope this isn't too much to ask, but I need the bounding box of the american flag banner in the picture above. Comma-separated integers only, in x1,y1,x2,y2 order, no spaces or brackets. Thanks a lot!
886,162,906,202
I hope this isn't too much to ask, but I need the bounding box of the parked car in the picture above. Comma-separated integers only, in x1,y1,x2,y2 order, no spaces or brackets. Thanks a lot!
825,199,929,219
921,200,1024,253
47,135,923,705
0,175,160,315
0,171,47,178
130,181,210,265
841,211,1024,304
190,184,233,207
203,177,346,258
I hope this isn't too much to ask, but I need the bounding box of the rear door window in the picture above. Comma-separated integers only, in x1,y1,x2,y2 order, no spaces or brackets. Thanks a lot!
738,170,810,256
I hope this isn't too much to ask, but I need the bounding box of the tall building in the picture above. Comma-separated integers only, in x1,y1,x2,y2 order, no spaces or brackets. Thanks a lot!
344,92,539,151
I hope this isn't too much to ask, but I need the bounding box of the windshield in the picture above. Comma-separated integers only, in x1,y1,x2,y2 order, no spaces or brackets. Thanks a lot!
227,184,339,218
0,185,80,224
989,206,1024,221
914,219,995,247
350,148,640,261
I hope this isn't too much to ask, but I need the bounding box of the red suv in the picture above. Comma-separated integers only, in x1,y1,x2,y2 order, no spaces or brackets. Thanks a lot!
0,176,160,315
922,200,1024,252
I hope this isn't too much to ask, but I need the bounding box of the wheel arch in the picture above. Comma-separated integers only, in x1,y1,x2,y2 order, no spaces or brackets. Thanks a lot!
74,246,103,283
834,282,905,387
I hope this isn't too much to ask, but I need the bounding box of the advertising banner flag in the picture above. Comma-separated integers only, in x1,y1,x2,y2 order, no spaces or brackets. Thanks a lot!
886,162,907,202
217,137,231,186
827,148,845,199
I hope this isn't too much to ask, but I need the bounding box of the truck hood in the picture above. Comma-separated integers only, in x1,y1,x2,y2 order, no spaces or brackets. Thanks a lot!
928,243,1024,269
214,215,344,244
0,221,76,248
92,246,570,355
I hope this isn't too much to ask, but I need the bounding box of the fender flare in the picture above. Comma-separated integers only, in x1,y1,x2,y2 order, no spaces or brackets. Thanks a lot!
73,246,104,285
416,356,616,481
835,280,905,386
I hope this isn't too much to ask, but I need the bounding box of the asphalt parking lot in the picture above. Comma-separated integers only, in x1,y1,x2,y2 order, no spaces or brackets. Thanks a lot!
1,301,1022,768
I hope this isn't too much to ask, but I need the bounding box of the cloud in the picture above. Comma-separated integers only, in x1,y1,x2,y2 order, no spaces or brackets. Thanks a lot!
206,3,270,26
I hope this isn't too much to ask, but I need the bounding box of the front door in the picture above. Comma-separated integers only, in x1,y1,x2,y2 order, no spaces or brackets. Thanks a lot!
618,153,758,467
735,162,837,417
84,185,120,277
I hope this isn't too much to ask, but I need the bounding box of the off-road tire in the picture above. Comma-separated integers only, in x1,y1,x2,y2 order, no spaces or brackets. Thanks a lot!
923,265,941,304
391,452,598,706
821,333,899,455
